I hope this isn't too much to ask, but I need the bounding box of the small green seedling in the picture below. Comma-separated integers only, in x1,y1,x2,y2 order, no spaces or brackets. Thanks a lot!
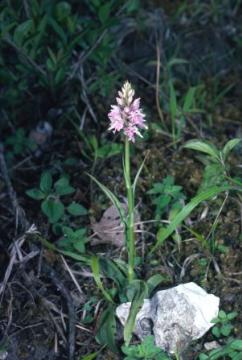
199,339,242,360
5,128,35,160
58,226,87,254
88,135,122,159
168,82,202,144
199,310,242,360
121,336,170,360
26,171,87,223
81,296,98,324
212,310,238,339
184,138,241,190
147,176,185,220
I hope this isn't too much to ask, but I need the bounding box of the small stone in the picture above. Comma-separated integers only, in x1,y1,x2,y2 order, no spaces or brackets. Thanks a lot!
0,352,8,360
29,121,53,157
204,341,220,351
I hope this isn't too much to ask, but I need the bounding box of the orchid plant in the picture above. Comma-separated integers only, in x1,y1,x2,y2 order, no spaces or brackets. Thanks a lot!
86,81,149,347
108,81,147,282
90,81,147,283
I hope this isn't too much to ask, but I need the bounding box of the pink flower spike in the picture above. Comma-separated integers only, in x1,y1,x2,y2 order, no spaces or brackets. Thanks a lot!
108,105,124,132
108,81,147,142
116,97,124,106
131,98,140,111
124,125,137,142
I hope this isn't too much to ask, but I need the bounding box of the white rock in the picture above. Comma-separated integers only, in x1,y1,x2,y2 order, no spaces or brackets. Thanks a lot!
116,282,220,354
204,341,220,351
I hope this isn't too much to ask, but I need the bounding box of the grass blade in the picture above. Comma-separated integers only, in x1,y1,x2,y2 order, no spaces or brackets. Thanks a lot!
222,138,241,160
95,305,117,353
124,280,148,345
36,235,91,265
86,173,126,225
132,151,149,194
183,86,196,112
80,345,105,360
150,185,234,254
91,256,114,303
184,139,220,160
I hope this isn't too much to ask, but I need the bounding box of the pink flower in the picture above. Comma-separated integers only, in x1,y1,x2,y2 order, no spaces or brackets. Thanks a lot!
108,81,147,142
108,105,124,132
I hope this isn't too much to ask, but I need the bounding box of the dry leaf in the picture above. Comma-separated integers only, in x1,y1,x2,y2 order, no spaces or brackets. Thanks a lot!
91,203,140,247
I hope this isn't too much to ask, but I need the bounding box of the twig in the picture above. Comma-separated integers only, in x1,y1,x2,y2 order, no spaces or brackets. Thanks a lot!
114,58,156,88
61,255,84,298
42,263,76,360
79,66,97,123
4,38,46,77
0,143,29,232
0,225,38,299
76,323,92,333
179,253,202,280
68,30,108,81
4,284,13,336
9,155,33,171
9,322,44,337
206,192,229,241
41,299,67,343
68,1,127,81
23,0,30,17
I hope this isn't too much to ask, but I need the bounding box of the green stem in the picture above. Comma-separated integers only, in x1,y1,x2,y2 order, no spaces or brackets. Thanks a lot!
124,137,135,283
175,352,180,360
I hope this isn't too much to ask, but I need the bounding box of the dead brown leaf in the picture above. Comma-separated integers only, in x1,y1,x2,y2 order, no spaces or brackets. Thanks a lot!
91,203,140,247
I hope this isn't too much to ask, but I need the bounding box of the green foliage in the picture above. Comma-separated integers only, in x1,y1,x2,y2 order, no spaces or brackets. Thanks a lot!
184,140,220,160
26,171,87,224
41,197,65,223
124,280,148,345
5,128,35,160
121,336,170,360
1,1,79,106
184,138,241,190
147,176,185,220
199,163,226,192
4,3,241,360
88,135,123,160
95,304,118,353
183,138,242,254
157,60,203,142
167,80,193,143
199,340,242,360
81,296,98,324
58,226,87,254
71,123,123,164
211,311,238,339
150,185,233,254
96,142,122,159
53,177,75,196
199,311,242,360
87,173,126,224
0,0,132,128
67,202,88,216
99,257,128,301
80,345,105,360
146,274,167,296
80,352,98,360
91,256,114,303
222,139,241,160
